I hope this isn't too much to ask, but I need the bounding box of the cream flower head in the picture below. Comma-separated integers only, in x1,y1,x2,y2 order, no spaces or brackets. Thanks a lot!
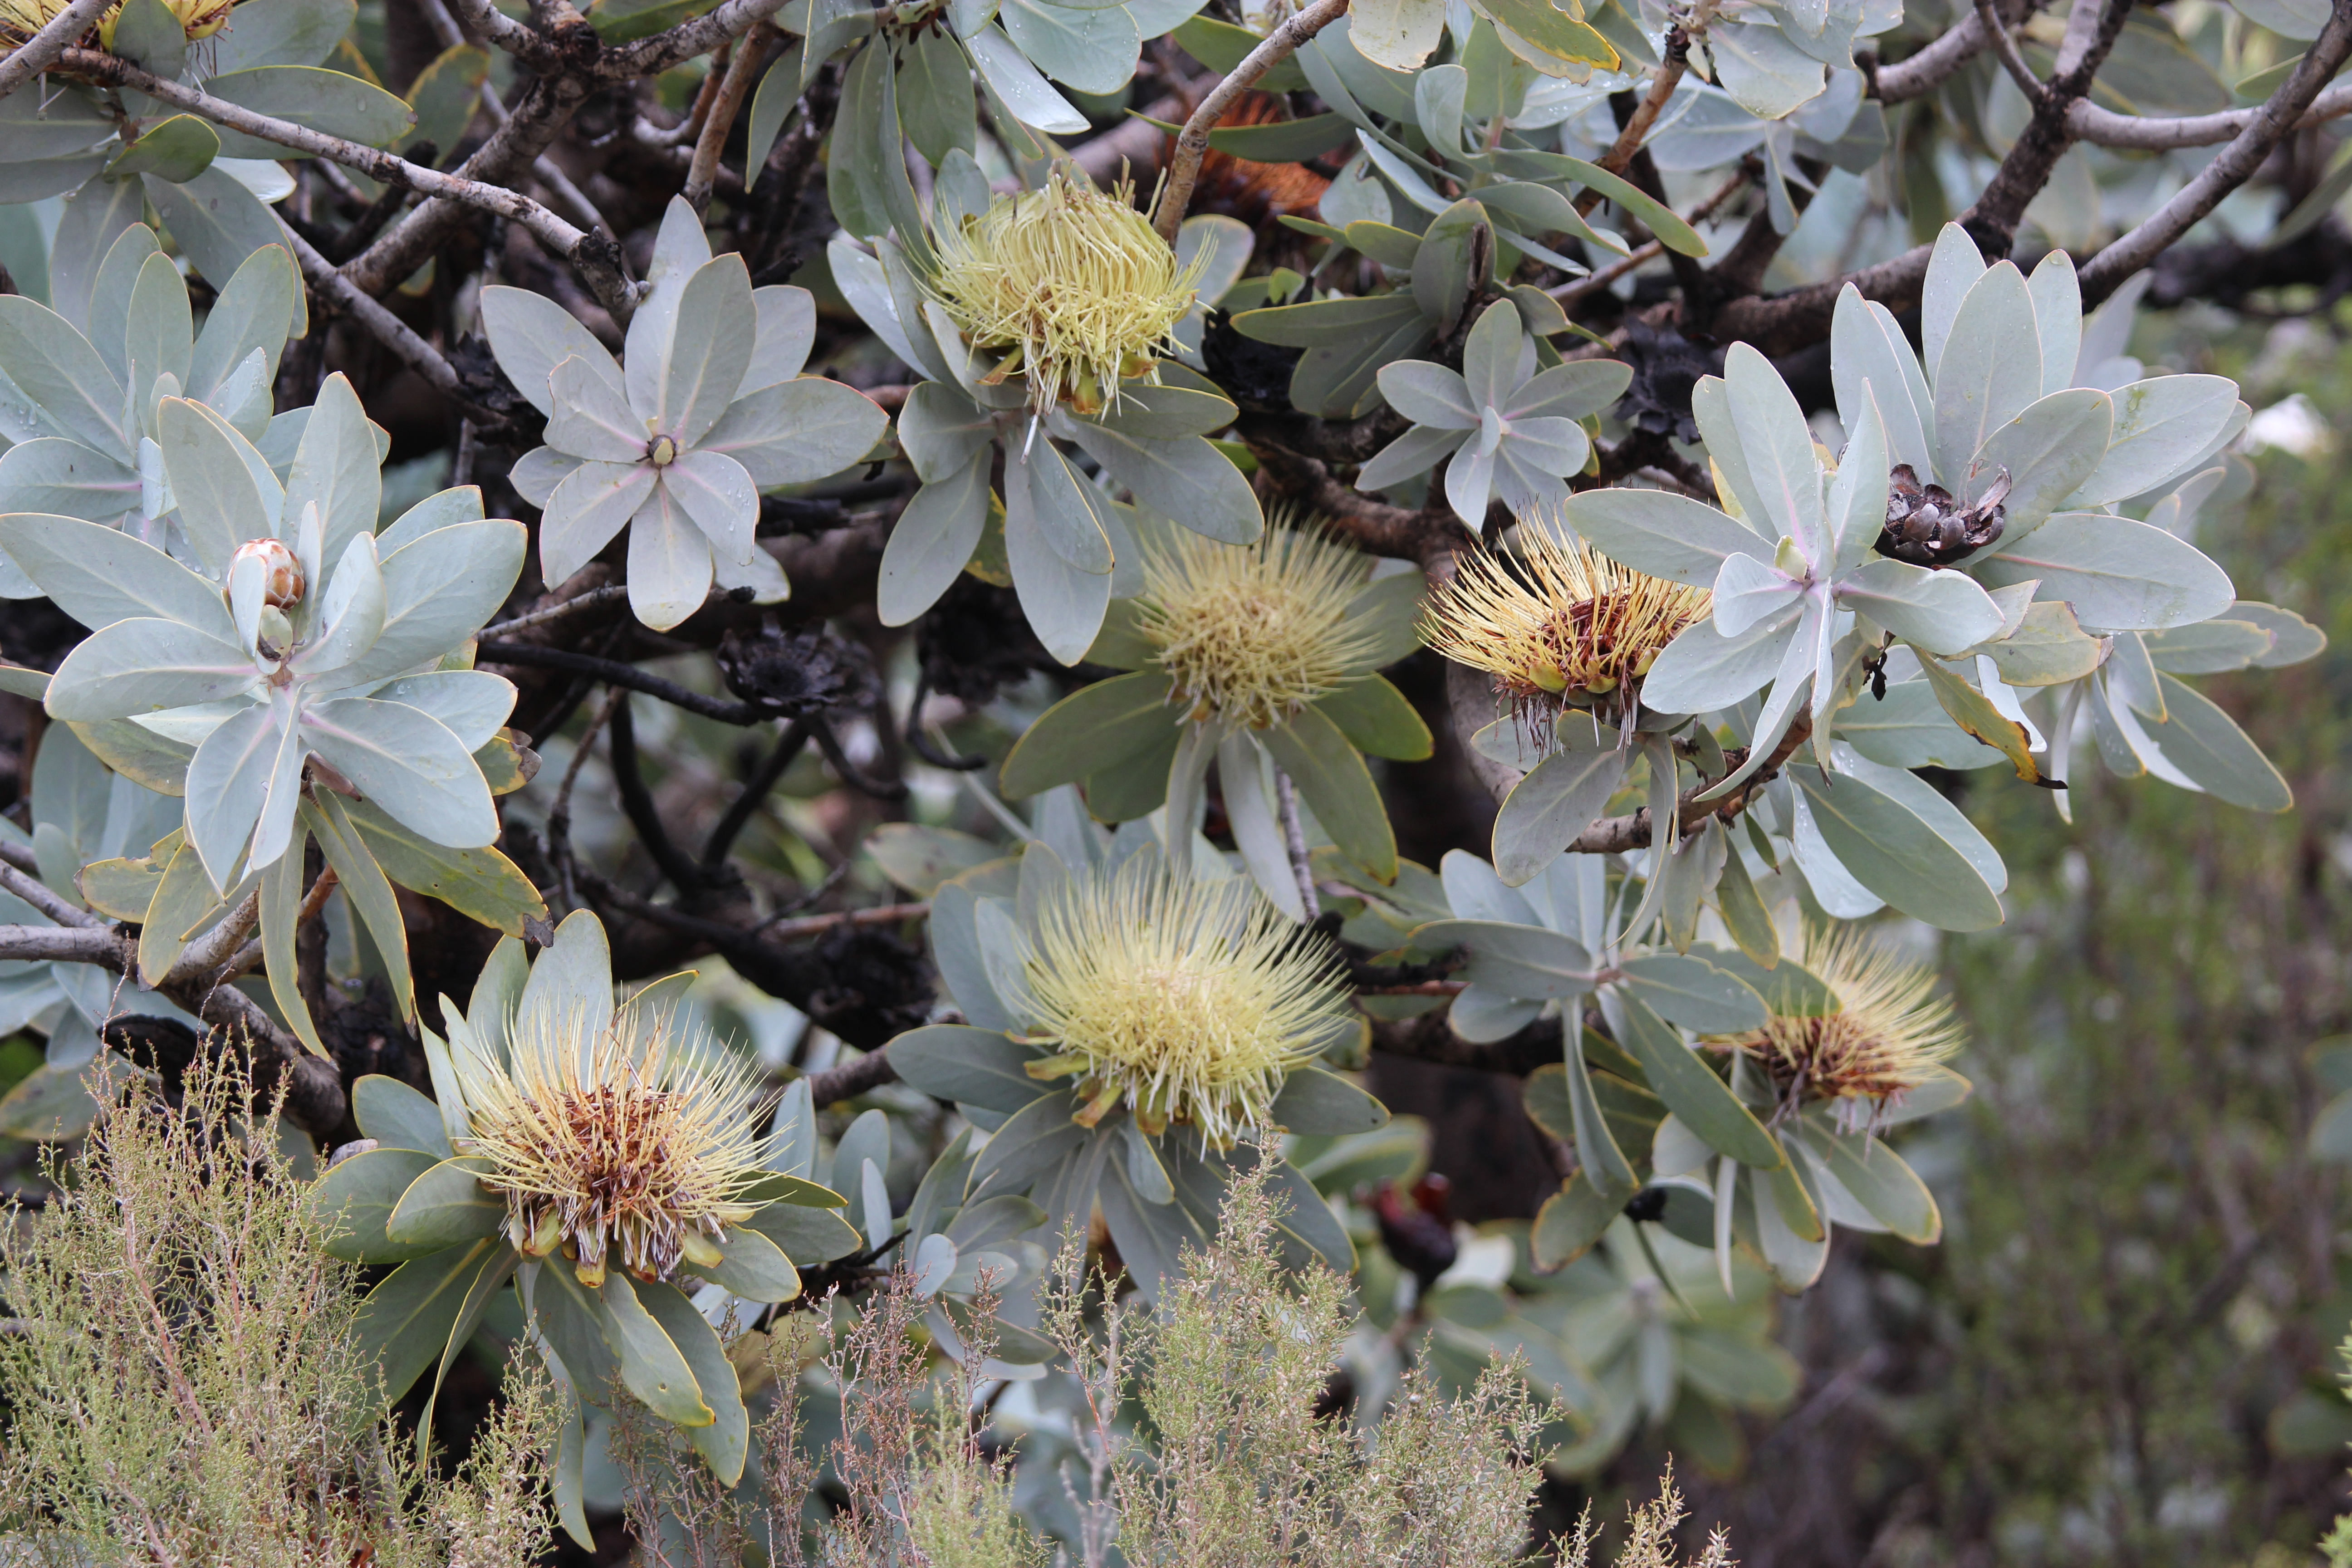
1424,520,1710,724
1712,922,1963,1128
1016,856,1351,1148
926,172,1201,416
456,1000,771,1287
1135,520,1384,732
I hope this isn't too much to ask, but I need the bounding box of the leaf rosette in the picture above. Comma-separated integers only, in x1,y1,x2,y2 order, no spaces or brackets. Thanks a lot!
0,371,540,1052
486,197,890,632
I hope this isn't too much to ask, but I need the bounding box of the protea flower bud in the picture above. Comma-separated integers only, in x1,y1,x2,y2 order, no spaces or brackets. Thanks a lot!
1423,521,1710,724
231,537,304,608
1016,857,1350,1148
1133,522,1382,731
927,172,1202,416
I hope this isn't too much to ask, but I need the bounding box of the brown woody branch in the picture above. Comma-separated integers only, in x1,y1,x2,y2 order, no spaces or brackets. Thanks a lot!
1152,0,1352,243
0,919,345,1132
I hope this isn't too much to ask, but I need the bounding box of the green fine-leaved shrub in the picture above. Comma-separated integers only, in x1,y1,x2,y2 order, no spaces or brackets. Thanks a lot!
0,1055,560,1567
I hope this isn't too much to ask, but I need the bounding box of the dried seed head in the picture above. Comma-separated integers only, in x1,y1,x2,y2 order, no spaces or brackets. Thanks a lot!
231,537,304,608
457,1002,771,1286
1018,857,1351,1149
1422,521,1709,718
926,172,1201,416
1713,922,1963,1125
1135,520,1382,731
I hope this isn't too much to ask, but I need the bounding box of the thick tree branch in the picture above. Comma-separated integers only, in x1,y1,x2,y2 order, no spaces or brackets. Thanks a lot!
0,923,118,964
2079,6,2352,304
1153,0,1351,242
799,1048,899,1107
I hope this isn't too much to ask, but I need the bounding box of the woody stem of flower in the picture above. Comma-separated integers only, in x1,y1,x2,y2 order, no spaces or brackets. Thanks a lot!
1274,771,1320,922
0,0,112,101
684,20,774,215
1151,0,1352,244
1575,22,1691,219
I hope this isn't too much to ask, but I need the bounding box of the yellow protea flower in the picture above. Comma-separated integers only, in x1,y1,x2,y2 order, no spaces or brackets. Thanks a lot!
1135,520,1382,731
456,1002,772,1288
1712,922,1963,1127
926,171,1202,416
1425,520,1710,723
0,0,77,40
1018,857,1349,1148
2,0,237,46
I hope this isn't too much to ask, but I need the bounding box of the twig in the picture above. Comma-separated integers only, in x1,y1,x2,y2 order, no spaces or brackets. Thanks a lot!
60,50,591,262
0,859,94,929
1152,0,1352,243
0,838,39,876
276,221,495,418
686,23,774,213
1575,24,1690,217
1975,0,2043,101
0,0,112,100
1564,713,1815,853
904,671,990,771
2068,81,2352,151
701,721,810,871
217,867,339,983
2078,7,2352,302
479,641,765,722
480,584,632,637
608,692,709,894
807,715,909,802
414,0,608,231
599,0,799,82
1274,771,1321,922
1868,8,1991,103
799,1047,900,1108
162,891,261,986
546,685,625,917
443,0,564,69
592,874,925,944
1550,240,1663,302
